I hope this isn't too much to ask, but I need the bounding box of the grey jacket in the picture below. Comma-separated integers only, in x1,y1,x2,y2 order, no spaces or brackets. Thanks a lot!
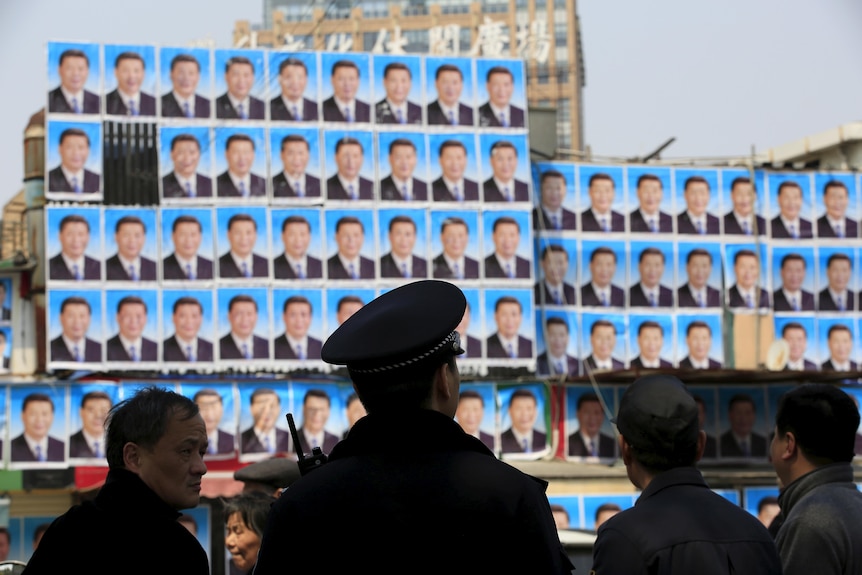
776,462,862,575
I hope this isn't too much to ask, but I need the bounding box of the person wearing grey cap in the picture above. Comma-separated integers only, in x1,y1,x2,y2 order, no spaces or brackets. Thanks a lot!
234,457,300,498
254,280,573,574
591,375,782,574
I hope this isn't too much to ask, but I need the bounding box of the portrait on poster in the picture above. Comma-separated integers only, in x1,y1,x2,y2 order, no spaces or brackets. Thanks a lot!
723,242,770,311
325,288,376,338
765,172,815,239
720,169,766,236
816,246,858,312
9,385,68,467
429,209,481,281
534,309,579,378
483,287,534,363
161,289,216,366
578,312,626,373
428,132,480,203
269,126,323,201
474,58,527,129
103,207,158,283
532,162,577,232
816,315,860,373
46,205,103,283
377,131,430,202
813,172,859,239
323,208,377,281
0,279,10,322
456,288,483,361
160,207,216,283
774,315,818,371
533,236,577,307
322,129,376,202
217,287,272,364
424,56,476,127
627,313,674,369
688,386,719,459
268,51,321,122
45,120,103,201
47,41,102,116
770,246,816,313
478,132,532,204
676,312,724,369
377,207,429,281
498,383,549,459
371,53,424,125
271,207,324,282
715,386,770,461
577,165,626,233
104,288,160,366
579,238,627,308
68,383,119,463
481,209,533,282
47,288,104,368
290,382,344,454
628,240,675,309
103,43,157,117
213,48,267,120
565,384,616,461
158,46,213,119
673,168,720,236
0,326,11,374
158,126,214,202
215,205,271,281
675,240,722,308
455,382,497,453
180,382,237,457
320,52,372,124
237,383,291,459
272,288,325,364
627,165,673,235
213,126,268,200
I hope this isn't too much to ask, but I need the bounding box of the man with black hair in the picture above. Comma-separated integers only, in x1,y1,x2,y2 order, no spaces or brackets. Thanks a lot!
322,60,370,123
567,392,614,458
533,170,576,231
478,66,525,127
215,56,265,120
817,179,858,238
270,56,319,121
591,375,781,573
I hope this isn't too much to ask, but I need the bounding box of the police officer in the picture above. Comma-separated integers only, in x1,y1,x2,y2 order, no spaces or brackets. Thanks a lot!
254,280,572,574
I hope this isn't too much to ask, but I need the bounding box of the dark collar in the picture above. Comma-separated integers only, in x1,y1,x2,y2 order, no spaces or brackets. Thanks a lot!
96,468,182,522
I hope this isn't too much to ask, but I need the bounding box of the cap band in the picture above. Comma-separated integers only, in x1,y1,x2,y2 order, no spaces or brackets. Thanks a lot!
348,331,463,374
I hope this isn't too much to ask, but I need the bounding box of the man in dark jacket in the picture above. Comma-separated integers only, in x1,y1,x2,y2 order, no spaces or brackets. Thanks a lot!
591,375,782,574
254,280,573,574
23,386,209,575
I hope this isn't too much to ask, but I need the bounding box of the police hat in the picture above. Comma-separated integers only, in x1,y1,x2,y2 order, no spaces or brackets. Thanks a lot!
613,374,700,453
233,458,301,491
321,280,466,373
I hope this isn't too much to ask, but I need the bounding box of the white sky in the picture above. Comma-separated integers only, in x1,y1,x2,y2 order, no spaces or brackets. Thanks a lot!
0,0,860,209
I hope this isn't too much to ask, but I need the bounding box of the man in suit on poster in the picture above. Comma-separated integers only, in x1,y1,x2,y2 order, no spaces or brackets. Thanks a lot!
677,248,721,308
534,244,576,306
821,324,858,372
48,128,100,195
581,173,625,232
629,321,672,369
163,215,214,281
432,216,480,280
500,388,546,453
817,179,859,238
161,133,213,199
48,48,100,114
455,390,495,451
580,247,625,307
335,295,364,326
583,319,624,372
106,295,158,362
679,321,722,369
379,215,428,279
273,215,323,280
326,137,374,201
483,216,530,279
629,247,674,308
295,389,341,454
241,387,291,454
535,316,579,378
327,216,375,280
219,213,269,279
322,60,370,123
478,66,525,128
432,140,479,202
215,56,265,120
69,390,112,459
567,392,615,458
105,51,156,116
379,138,428,202
692,394,718,458
781,322,818,372
723,176,766,235
426,63,474,126
677,175,720,235
11,393,65,462
193,388,235,455
486,296,532,359
629,173,673,233
375,62,422,125
162,296,214,363
483,141,529,203
49,214,101,281
770,180,813,239
105,215,157,282
270,57,319,122
274,295,323,361
772,253,815,312
50,296,102,363
727,249,770,309
533,169,576,231
216,134,267,198
819,253,855,311
454,301,482,359
272,134,321,199
161,53,211,119
0,282,11,321
718,394,768,458
219,294,270,360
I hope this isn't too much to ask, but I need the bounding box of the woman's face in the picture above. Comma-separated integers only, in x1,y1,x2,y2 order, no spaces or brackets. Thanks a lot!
225,511,261,572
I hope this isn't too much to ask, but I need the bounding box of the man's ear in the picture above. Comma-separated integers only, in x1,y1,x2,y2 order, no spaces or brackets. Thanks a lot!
123,442,142,473
779,431,797,462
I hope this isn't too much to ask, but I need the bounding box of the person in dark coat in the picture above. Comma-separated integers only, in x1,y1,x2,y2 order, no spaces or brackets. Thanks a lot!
254,280,573,574
591,375,782,573
23,386,210,575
